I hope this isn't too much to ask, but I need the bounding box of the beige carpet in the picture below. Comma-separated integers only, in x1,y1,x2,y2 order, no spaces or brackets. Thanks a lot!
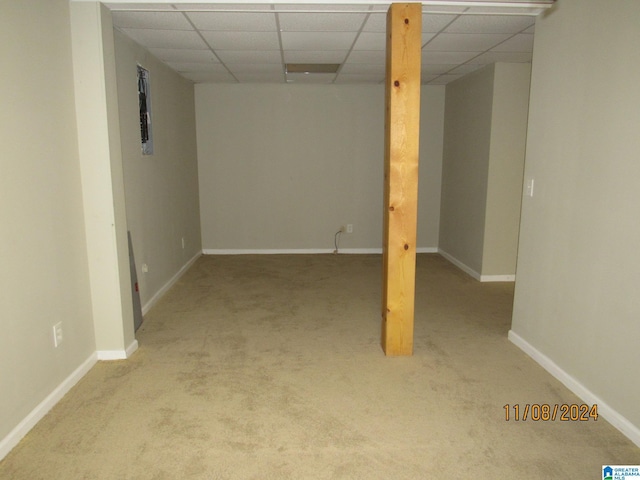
1,254,638,479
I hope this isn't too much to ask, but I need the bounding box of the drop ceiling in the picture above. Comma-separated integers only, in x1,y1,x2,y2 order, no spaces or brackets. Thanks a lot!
105,1,553,85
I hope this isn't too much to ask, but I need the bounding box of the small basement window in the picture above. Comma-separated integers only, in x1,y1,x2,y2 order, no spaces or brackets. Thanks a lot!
137,65,153,155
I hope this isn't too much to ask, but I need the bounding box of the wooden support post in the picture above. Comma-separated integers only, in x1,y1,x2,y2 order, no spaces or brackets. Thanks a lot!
381,3,421,356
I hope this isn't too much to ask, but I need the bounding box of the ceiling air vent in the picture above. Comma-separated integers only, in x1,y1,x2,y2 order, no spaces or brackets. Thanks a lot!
285,63,342,83
285,64,341,74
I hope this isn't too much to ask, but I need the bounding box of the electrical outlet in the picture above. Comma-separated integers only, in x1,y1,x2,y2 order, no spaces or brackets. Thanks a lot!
142,263,149,273
53,322,63,348
346,224,353,234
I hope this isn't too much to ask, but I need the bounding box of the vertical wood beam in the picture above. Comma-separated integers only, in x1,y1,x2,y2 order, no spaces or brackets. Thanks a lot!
381,3,421,356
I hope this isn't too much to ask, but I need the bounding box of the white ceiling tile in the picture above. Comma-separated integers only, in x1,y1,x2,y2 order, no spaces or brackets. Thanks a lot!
492,33,534,52
181,72,237,83
106,3,174,11
447,63,484,75
215,50,282,64
111,11,193,30
335,74,384,84
284,50,348,63
421,74,440,84
120,28,208,50
422,14,458,33
281,31,357,50
422,32,437,46
177,3,268,11
353,32,385,50
351,32,437,51
424,33,511,52
226,64,283,74
427,74,464,85
345,50,385,64
362,13,456,33
445,15,534,34
421,64,458,75
422,6,467,14
465,6,544,16
275,4,370,12
278,12,367,32
166,62,228,73
340,63,384,75
468,51,533,64
235,73,285,83
149,48,219,63
285,72,336,84
187,11,276,31
201,31,280,50
422,51,480,65
361,12,386,33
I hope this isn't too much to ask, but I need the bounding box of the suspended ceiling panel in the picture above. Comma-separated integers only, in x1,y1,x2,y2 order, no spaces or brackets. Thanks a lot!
104,1,554,84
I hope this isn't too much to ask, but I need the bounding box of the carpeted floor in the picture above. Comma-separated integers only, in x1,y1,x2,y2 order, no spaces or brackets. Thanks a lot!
1,254,638,479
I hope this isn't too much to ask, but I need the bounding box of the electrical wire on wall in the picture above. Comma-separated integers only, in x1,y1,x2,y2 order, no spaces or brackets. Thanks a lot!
333,228,343,254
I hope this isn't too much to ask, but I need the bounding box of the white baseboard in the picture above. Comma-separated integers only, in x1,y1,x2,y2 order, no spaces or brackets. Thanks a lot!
438,249,482,280
203,247,439,255
508,330,640,448
141,251,202,316
204,248,334,255
337,248,381,254
417,247,438,253
438,249,515,282
0,352,98,461
480,274,516,282
96,339,139,361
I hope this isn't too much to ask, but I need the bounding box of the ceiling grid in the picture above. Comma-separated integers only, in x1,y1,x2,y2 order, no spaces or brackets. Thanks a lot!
106,1,553,84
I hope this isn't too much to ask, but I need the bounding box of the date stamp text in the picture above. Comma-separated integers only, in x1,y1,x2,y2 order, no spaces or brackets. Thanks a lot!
504,403,598,421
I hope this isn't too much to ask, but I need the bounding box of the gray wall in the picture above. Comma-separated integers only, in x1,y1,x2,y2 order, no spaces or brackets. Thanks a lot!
114,30,202,311
440,65,494,275
483,63,531,276
419,85,446,249
195,84,445,252
0,0,95,444
439,63,530,280
511,0,640,440
0,1,203,455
